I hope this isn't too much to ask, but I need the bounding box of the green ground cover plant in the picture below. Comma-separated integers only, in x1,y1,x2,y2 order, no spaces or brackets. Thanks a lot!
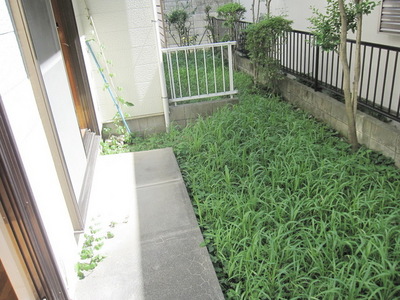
103,72,400,299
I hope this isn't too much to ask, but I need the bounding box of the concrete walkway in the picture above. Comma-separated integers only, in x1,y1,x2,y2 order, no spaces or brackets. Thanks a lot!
75,148,223,300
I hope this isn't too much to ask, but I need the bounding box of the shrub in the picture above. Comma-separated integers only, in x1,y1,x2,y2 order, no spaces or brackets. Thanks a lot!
245,16,292,92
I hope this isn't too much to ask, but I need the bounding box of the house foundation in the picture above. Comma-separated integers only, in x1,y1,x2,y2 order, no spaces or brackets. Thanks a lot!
102,98,239,137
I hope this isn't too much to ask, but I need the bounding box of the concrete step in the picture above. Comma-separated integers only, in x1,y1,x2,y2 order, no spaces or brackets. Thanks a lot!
75,148,223,300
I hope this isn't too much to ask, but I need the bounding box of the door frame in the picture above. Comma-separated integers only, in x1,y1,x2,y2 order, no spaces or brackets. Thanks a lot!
50,0,101,225
50,0,99,136
0,96,69,300
9,0,89,232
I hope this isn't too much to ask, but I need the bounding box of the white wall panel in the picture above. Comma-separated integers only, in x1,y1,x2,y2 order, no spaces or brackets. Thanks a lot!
238,0,400,47
79,0,164,122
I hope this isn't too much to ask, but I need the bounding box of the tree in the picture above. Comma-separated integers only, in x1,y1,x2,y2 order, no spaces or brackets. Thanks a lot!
204,5,216,43
310,0,377,152
165,3,197,46
217,3,246,41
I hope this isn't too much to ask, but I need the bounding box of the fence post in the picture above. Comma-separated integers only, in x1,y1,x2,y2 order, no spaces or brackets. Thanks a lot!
212,17,218,42
228,43,234,98
314,45,320,91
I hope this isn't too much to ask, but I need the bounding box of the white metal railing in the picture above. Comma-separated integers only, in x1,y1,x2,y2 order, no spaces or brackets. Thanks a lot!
161,41,237,104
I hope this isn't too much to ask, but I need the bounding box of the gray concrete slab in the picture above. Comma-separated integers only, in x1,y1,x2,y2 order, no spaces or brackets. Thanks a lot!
75,148,224,300
137,181,196,239
134,148,182,187
74,152,143,300
141,228,222,300
135,148,224,300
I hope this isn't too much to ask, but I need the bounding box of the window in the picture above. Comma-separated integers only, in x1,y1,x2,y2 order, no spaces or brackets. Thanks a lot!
380,0,400,34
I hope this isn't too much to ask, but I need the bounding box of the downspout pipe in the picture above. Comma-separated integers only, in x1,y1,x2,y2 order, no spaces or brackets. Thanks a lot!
152,0,170,132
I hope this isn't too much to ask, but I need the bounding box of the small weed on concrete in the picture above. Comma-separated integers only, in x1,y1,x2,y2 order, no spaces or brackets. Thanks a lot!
76,223,116,280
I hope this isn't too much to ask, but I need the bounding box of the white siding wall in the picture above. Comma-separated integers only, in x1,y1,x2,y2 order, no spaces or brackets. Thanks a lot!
73,0,164,123
0,1,79,297
237,0,400,47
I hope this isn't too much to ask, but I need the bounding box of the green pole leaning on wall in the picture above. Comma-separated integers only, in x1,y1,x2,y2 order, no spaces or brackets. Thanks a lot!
85,40,131,134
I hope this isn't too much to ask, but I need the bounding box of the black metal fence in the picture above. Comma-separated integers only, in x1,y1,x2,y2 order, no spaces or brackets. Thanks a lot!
213,18,400,122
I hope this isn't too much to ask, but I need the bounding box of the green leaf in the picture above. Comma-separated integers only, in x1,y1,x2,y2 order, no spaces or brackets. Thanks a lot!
77,270,85,280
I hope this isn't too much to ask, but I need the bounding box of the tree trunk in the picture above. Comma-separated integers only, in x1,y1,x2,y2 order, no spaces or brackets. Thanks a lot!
266,0,271,18
252,0,255,23
339,0,359,151
256,0,261,23
351,0,363,150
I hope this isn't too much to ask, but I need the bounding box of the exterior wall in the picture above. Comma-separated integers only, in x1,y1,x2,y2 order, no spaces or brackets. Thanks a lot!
0,1,81,297
73,0,164,123
236,0,400,47
162,0,230,46
102,98,239,137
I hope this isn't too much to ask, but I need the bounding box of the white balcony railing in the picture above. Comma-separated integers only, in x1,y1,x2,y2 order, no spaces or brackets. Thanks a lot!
161,41,238,104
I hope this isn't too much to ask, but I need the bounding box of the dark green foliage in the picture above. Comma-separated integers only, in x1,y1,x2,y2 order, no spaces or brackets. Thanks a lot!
309,0,378,51
166,8,189,25
217,3,246,41
245,16,292,91
166,9,189,44
216,2,246,21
